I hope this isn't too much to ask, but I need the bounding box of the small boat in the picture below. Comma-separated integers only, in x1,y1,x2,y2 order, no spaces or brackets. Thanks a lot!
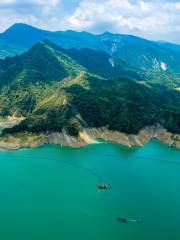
117,217,128,223
97,183,109,190
117,217,142,224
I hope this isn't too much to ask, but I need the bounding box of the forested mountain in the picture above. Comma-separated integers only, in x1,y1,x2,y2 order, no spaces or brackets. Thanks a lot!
0,40,179,136
0,39,25,59
1,23,180,74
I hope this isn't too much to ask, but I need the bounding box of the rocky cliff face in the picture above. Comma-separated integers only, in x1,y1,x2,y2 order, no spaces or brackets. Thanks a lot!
83,125,180,149
0,125,179,150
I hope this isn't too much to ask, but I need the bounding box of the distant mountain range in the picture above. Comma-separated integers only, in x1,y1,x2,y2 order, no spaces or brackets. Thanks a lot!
0,40,179,138
1,23,180,73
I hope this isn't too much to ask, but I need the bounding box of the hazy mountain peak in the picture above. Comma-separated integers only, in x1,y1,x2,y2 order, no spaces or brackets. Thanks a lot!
3,23,43,34
0,24,180,73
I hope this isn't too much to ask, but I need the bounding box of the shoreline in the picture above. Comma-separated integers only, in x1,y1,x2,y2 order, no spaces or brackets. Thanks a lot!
0,125,179,151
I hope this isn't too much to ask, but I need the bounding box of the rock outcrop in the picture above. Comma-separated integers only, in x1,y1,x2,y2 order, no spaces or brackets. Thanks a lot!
0,125,179,150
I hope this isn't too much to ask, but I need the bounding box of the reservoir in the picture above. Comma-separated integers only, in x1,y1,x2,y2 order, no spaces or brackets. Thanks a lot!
0,141,180,240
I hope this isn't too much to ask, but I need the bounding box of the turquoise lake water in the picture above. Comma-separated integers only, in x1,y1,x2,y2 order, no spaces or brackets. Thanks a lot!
0,141,180,240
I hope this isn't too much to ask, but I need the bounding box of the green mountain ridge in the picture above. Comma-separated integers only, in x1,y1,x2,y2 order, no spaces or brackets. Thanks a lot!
54,43,180,88
0,39,25,59
0,40,179,137
1,23,180,74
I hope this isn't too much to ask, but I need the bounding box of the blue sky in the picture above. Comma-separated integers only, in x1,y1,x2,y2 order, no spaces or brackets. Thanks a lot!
0,0,180,43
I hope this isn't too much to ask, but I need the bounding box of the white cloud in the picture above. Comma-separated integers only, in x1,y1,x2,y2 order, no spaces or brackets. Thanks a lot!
0,0,17,4
0,0,179,43
63,0,180,42
0,0,61,31
0,0,59,7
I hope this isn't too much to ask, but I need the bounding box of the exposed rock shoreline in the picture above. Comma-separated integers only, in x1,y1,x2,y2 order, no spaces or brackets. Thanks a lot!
0,125,179,151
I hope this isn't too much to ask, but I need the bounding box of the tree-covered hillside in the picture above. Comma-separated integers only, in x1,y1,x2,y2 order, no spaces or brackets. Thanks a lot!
0,39,25,59
0,40,179,136
1,23,180,74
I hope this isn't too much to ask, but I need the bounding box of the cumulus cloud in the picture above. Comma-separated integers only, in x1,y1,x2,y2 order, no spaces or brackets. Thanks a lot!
63,0,180,42
0,0,16,4
0,0,61,31
0,0,179,43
